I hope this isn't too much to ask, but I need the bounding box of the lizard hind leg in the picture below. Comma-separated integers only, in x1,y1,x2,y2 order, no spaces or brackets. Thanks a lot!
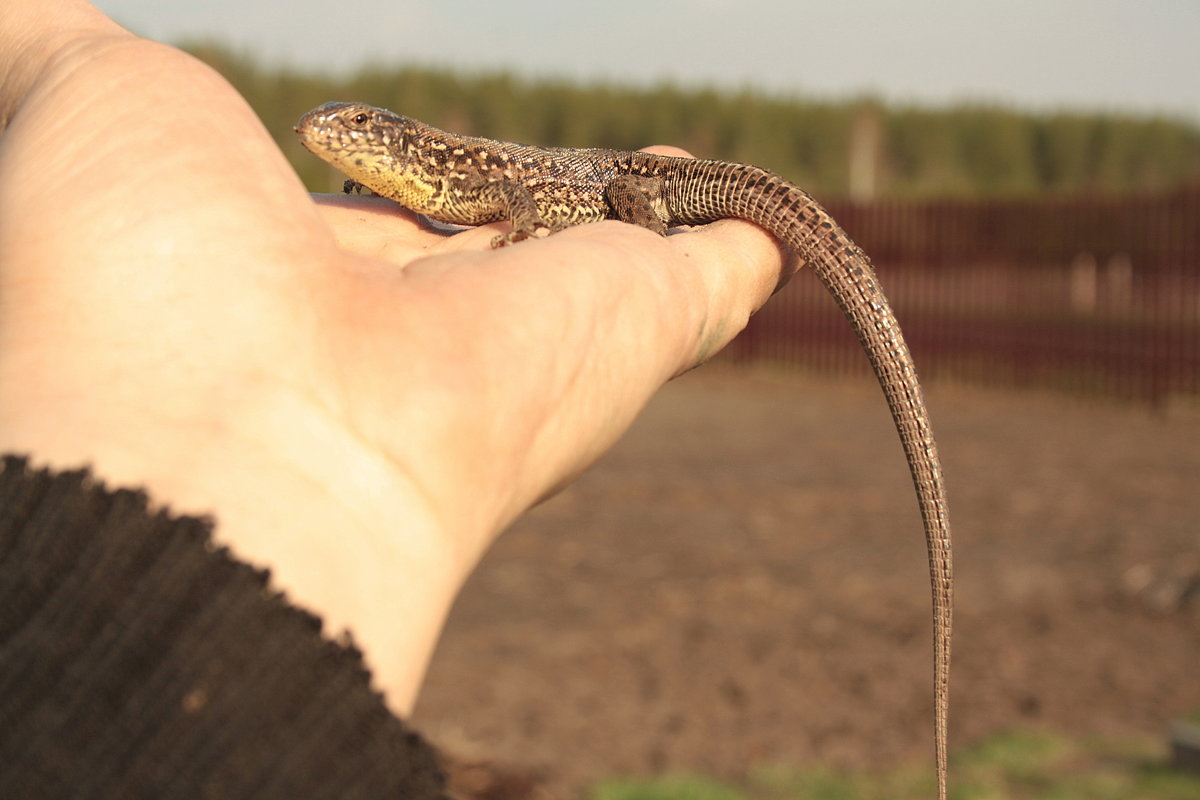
605,175,670,236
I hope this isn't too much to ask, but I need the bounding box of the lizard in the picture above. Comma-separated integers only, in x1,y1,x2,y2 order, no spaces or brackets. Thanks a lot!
294,101,954,800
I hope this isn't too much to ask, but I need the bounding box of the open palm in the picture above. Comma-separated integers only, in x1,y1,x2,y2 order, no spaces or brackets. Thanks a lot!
0,1,786,712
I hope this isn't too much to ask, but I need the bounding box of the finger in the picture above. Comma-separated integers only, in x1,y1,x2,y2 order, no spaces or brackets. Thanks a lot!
640,144,695,159
634,142,793,344
667,218,791,365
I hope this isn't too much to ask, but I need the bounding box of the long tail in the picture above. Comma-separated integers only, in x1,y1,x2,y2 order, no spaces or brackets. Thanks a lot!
797,198,953,800
666,158,953,800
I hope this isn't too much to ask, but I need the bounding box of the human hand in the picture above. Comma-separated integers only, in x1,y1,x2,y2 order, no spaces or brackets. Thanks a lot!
0,0,786,713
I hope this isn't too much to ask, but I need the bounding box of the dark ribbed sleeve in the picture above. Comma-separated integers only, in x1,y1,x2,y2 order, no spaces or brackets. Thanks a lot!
0,456,447,800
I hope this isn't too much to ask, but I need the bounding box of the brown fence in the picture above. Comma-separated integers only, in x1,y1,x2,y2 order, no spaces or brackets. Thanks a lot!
728,186,1200,403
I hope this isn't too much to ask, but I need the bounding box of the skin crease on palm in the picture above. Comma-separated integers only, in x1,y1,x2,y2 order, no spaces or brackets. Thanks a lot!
0,0,789,715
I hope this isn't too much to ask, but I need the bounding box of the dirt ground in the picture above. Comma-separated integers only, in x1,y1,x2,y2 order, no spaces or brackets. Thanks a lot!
410,365,1200,797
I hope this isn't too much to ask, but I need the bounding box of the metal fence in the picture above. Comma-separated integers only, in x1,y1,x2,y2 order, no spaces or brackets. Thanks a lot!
728,186,1200,403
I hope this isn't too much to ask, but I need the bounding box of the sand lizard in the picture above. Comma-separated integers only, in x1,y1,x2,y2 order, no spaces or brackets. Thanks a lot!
295,102,953,800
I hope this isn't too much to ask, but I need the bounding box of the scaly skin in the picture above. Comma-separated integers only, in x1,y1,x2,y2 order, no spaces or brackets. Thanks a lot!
296,102,953,800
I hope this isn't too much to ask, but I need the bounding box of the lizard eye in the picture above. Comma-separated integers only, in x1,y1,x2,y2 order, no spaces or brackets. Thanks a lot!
352,113,369,126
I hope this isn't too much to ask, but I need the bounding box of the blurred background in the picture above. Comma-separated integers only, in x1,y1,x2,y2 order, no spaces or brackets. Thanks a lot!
97,1,1200,797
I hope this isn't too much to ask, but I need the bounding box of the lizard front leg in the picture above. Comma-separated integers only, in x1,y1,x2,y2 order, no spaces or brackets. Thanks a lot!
476,180,560,248
605,174,670,236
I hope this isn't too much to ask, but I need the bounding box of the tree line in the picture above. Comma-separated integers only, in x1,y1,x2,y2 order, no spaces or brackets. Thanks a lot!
184,43,1200,201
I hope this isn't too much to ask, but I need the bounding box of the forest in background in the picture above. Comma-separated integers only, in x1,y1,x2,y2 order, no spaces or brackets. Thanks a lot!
182,43,1200,202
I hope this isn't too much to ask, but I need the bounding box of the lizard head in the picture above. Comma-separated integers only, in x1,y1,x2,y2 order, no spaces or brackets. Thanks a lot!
294,102,442,212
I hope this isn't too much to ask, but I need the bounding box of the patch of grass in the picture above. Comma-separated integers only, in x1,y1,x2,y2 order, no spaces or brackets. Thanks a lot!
953,728,1069,793
751,765,868,800
586,729,1200,800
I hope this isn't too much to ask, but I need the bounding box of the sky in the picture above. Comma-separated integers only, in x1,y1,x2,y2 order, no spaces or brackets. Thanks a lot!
94,0,1200,122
